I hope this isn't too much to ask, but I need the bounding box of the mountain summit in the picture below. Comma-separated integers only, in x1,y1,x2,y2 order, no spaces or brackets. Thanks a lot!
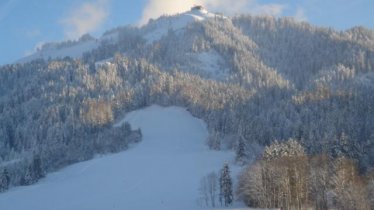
142,6,218,43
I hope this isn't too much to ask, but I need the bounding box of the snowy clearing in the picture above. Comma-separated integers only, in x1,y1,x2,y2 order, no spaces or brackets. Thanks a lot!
196,50,229,80
0,105,241,210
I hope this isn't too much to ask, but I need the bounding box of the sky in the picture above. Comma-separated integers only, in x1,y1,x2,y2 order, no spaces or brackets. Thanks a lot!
0,0,373,65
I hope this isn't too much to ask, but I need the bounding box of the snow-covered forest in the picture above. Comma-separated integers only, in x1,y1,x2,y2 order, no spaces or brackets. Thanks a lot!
0,7,374,209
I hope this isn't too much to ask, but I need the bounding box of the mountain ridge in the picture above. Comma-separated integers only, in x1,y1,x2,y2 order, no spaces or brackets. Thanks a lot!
16,7,374,66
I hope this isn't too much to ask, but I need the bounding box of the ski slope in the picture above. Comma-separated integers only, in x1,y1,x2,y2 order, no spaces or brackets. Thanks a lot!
0,105,239,210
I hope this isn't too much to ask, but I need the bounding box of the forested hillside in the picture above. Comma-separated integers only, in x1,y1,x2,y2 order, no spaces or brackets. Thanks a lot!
0,9,374,198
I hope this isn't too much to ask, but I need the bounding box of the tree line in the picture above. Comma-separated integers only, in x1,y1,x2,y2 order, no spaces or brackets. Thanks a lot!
237,139,374,210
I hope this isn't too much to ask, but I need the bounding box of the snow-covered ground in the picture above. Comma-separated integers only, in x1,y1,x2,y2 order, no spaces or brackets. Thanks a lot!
17,32,118,64
17,39,99,63
0,105,243,210
196,50,229,80
143,8,218,43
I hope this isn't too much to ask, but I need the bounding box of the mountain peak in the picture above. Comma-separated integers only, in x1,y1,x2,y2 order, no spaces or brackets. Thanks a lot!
142,7,218,43
190,5,208,14
181,5,216,21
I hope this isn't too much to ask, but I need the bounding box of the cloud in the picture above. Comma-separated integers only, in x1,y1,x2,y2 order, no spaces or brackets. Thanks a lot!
294,7,307,22
60,0,109,39
139,0,286,25
139,0,194,25
250,3,285,16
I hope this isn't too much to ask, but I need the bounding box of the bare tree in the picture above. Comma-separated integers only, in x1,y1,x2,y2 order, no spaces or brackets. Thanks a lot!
309,155,330,210
199,176,209,207
199,172,218,208
368,176,374,210
207,172,218,207
332,157,370,210
237,163,266,207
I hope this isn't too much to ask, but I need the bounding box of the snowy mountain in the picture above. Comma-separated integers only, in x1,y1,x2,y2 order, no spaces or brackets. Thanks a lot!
1,5,374,210
17,7,218,63
16,7,232,81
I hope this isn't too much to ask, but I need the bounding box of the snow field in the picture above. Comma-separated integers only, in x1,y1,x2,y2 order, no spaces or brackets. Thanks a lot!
0,105,238,210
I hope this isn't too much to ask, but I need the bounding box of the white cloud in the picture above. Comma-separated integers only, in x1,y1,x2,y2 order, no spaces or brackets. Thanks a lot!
250,3,285,16
139,0,194,25
139,0,286,25
60,0,109,39
294,7,307,22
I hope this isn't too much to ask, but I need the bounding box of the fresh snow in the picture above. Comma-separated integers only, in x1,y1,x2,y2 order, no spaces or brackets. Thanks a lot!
17,32,119,64
17,39,99,63
94,57,114,68
19,8,218,63
144,9,218,43
16,8,223,63
0,158,22,168
0,105,240,210
179,50,229,81
196,50,229,80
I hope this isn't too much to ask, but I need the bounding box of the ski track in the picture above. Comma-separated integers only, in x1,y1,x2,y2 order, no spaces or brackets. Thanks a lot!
0,105,240,210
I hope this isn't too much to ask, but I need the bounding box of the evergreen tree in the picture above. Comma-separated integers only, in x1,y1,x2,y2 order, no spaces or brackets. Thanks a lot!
21,166,34,186
0,169,10,192
21,155,45,186
219,163,233,207
32,155,44,180
236,137,246,164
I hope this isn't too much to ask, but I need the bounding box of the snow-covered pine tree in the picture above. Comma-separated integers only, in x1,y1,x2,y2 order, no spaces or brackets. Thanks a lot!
236,137,246,164
32,155,45,180
20,155,45,186
219,163,233,207
21,166,34,186
0,169,10,192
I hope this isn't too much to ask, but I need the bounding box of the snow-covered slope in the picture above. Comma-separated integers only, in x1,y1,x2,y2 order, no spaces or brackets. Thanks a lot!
0,105,239,210
16,7,219,63
195,50,229,80
17,40,99,63
143,8,218,43
16,7,224,64
17,32,119,64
